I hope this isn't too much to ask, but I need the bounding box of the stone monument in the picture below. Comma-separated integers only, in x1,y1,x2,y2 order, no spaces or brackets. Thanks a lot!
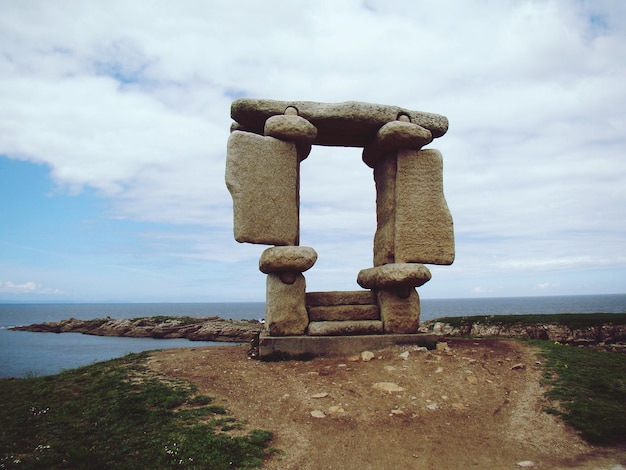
226,99,454,358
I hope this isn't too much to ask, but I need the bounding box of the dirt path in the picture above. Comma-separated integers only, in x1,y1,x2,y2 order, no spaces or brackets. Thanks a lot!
148,338,625,469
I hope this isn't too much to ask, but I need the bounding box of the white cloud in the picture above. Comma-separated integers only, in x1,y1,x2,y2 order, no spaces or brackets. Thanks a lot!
0,280,65,296
536,282,561,291
0,0,625,300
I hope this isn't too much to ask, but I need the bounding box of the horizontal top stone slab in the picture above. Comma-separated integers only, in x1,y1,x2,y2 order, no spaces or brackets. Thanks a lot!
231,99,448,148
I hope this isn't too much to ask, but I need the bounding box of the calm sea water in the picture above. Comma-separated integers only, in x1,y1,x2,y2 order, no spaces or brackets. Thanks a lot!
1,295,624,378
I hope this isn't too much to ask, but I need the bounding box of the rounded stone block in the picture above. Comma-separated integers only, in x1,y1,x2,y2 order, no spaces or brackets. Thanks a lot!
362,121,433,168
357,263,432,289
259,246,318,274
264,115,318,143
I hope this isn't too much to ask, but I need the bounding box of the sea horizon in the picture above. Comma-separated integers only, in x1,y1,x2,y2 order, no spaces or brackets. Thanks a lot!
2,291,625,305
2,293,625,378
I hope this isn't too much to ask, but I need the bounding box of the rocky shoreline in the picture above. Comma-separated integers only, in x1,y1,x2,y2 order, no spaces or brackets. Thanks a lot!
419,317,626,352
10,314,626,351
10,316,262,343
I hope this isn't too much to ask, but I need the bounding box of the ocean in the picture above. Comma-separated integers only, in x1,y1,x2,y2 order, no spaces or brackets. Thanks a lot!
1,294,625,379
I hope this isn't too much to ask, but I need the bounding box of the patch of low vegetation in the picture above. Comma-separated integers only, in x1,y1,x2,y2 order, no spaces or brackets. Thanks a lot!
128,316,260,327
530,340,626,445
0,352,274,469
132,315,211,326
432,312,626,329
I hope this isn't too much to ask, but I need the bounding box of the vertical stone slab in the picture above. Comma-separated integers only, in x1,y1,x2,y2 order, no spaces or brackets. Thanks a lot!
265,272,309,336
376,288,420,334
226,131,299,245
373,155,397,266
395,148,455,265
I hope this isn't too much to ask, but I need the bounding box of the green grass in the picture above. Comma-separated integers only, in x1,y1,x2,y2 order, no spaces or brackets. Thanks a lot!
530,340,626,445
0,352,274,469
132,315,209,326
431,312,626,329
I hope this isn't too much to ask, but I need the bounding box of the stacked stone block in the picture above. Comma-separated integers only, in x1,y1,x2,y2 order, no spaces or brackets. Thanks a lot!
226,99,454,338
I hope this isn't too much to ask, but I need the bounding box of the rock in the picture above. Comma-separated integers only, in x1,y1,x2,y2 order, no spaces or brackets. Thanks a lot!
264,273,309,336
436,342,449,351
376,288,421,334
390,409,405,415
516,461,535,468
394,149,455,265
187,322,259,342
231,98,449,147
306,290,376,306
511,363,526,370
373,156,399,266
362,120,433,167
372,148,454,266
372,382,405,393
226,131,299,245
357,263,432,289
328,406,346,414
399,351,410,360
419,319,626,348
307,320,383,336
264,114,317,144
361,351,375,362
311,392,329,399
11,316,262,343
258,246,318,274
310,410,326,419
466,375,478,385
426,402,438,410
307,305,380,322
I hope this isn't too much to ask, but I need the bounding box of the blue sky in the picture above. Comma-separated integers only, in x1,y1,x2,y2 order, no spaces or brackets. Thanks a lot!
1,0,625,302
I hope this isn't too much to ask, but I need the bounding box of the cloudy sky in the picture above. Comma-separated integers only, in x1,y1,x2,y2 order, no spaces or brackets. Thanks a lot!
1,0,625,302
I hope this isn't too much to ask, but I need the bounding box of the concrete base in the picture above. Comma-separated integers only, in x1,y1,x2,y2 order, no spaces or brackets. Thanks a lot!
258,333,439,360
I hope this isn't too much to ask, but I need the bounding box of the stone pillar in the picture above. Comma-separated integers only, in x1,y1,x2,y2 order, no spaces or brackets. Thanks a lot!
373,156,397,266
259,246,317,336
371,147,454,265
265,273,309,336
226,131,300,245
360,117,455,333
395,148,455,265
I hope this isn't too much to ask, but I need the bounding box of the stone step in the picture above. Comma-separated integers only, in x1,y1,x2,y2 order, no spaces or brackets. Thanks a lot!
308,320,383,336
306,290,376,307
307,305,380,322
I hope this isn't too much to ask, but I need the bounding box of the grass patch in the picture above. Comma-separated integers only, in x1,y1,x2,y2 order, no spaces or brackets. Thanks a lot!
530,340,626,445
132,315,209,326
0,352,274,469
432,312,626,329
